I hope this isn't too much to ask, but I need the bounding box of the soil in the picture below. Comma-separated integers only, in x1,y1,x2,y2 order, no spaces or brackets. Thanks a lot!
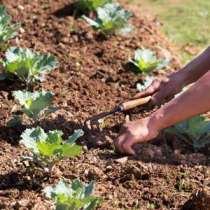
0,0,209,209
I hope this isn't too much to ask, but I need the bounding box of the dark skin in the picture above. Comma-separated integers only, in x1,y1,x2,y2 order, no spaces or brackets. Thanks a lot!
115,46,210,155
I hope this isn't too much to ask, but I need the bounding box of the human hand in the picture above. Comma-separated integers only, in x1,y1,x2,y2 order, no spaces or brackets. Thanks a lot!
135,73,185,105
114,117,160,155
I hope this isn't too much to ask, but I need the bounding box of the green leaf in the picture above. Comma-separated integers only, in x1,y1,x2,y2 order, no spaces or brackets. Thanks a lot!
7,115,22,127
85,181,94,197
84,3,133,35
2,47,59,84
0,5,19,42
0,72,7,80
131,48,169,74
20,127,83,165
20,127,47,154
136,76,154,92
13,90,53,120
61,144,82,158
44,179,101,210
165,115,210,150
76,0,112,12
67,129,84,144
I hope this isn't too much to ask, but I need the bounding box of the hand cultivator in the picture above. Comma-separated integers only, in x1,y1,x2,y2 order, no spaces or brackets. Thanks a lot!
85,96,151,130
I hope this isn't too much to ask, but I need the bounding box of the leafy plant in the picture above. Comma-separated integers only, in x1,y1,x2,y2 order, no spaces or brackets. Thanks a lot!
0,5,19,43
130,48,169,74
1,47,59,86
20,127,84,172
9,90,54,125
76,0,112,12
136,76,154,92
83,3,133,35
166,115,210,150
44,179,101,210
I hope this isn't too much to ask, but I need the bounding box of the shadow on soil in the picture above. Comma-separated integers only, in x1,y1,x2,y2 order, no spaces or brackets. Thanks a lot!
52,2,84,18
0,125,25,146
0,171,43,191
0,79,25,92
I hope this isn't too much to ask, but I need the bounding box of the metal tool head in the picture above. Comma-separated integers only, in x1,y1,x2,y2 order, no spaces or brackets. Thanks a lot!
84,106,121,131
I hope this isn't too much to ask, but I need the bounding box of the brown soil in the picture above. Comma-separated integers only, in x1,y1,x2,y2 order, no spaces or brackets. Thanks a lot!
0,0,209,209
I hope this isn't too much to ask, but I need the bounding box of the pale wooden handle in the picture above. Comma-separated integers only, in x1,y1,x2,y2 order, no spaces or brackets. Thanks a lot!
121,96,151,111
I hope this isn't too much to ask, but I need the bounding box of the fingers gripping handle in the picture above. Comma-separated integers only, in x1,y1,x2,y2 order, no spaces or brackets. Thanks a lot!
120,96,152,111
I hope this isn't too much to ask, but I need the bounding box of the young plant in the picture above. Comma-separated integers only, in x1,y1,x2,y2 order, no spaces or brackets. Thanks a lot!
0,5,19,43
20,127,84,172
8,90,54,126
44,179,101,210
130,48,169,74
1,47,59,86
166,115,210,150
83,3,133,35
76,0,112,12
136,76,154,92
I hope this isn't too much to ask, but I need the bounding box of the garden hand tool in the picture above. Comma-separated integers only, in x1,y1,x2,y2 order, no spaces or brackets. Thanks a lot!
85,96,151,130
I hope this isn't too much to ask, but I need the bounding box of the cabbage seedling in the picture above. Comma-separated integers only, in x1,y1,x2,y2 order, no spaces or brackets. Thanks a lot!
136,76,154,92
20,127,84,172
83,3,133,35
2,47,59,86
166,115,210,151
130,48,169,74
0,5,19,43
76,0,112,12
11,90,54,124
44,179,101,210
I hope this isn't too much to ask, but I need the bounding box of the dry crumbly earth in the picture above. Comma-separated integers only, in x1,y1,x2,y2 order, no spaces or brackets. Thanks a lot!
0,0,209,209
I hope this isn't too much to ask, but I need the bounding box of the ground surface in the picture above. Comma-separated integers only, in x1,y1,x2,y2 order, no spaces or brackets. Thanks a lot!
0,0,209,209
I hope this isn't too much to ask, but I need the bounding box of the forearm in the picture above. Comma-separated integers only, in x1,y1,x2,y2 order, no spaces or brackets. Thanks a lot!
151,71,210,130
171,46,210,86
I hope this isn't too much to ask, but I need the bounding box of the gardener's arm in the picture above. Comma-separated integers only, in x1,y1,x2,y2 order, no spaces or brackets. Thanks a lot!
135,46,210,104
115,69,210,155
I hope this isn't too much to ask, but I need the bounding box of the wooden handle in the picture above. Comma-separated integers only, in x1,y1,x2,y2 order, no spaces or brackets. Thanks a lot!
120,96,151,111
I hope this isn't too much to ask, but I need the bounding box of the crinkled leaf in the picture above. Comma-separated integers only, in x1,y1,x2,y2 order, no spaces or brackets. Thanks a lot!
84,3,133,35
136,76,154,92
0,5,19,42
166,115,210,149
44,179,101,210
13,90,53,120
20,127,47,154
21,127,82,161
3,47,59,84
131,48,169,73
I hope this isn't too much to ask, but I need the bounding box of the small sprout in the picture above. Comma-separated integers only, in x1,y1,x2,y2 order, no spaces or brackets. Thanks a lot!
76,0,112,12
0,5,19,43
20,127,84,172
166,115,210,150
12,90,54,123
2,47,59,86
130,48,169,74
83,3,133,35
44,179,101,210
136,76,154,92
